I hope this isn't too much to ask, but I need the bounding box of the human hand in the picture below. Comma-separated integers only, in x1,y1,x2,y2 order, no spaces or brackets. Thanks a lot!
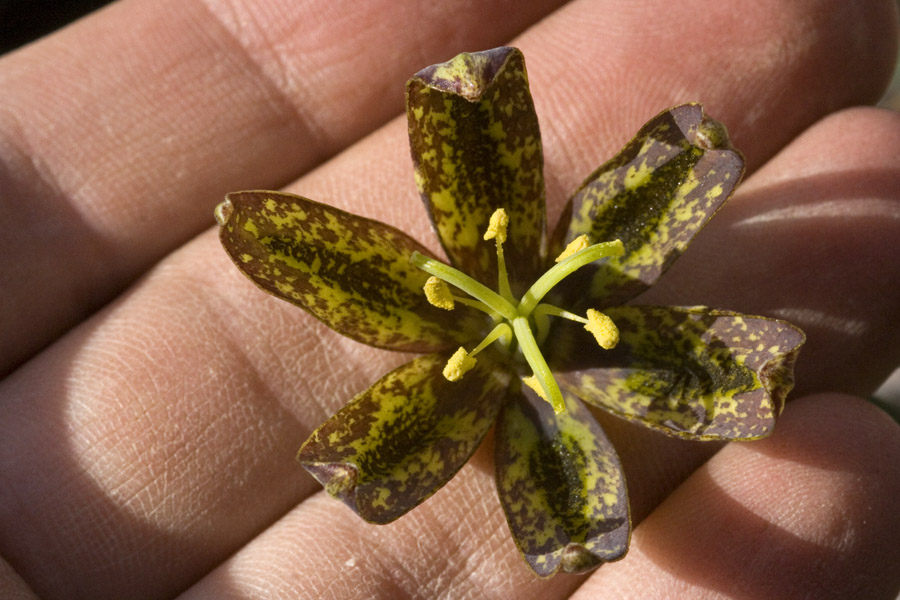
1,1,899,599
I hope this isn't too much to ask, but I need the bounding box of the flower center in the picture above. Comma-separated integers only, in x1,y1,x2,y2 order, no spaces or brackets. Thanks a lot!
411,209,623,414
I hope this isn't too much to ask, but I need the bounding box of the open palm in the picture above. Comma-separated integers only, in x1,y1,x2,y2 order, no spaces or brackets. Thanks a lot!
1,1,899,598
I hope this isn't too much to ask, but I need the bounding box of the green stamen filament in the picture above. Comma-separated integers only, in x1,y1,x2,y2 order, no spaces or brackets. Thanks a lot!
494,236,513,303
451,295,498,317
484,208,514,303
423,276,499,318
530,305,620,349
442,323,511,381
532,303,587,343
532,303,589,323
472,322,512,355
410,252,517,321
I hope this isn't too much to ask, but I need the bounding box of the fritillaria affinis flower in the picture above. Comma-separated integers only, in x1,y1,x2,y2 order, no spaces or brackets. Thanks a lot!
215,47,804,576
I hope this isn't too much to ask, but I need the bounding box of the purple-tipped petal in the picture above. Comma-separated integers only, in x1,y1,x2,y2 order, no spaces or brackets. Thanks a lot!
407,47,546,294
552,306,805,440
495,385,630,577
552,104,744,308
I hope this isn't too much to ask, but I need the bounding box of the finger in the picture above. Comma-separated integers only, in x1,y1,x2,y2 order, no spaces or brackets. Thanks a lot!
178,440,579,600
181,395,900,600
638,107,900,396
0,556,38,600
0,0,565,374
570,394,900,599
1,0,896,598
529,0,898,221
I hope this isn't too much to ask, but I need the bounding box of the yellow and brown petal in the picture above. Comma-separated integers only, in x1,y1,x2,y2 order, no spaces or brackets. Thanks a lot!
495,385,630,576
407,47,546,295
551,103,745,309
217,191,486,352
215,47,806,578
550,306,805,441
297,352,510,523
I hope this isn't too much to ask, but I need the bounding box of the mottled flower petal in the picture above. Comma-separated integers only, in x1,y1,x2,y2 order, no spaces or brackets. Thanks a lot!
495,385,630,577
552,306,805,440
552,104,744,308
297,352,510,524
217,191,485,352
407,47,545,294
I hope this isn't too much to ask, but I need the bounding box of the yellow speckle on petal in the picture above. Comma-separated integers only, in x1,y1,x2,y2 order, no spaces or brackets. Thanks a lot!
443,347,476,381
483,208,509,243
585,309,619,350
555,234,590,262
423,276,455,310
521,375,548,402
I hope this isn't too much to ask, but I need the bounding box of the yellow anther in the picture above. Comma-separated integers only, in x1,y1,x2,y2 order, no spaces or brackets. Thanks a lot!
423,276,455,310
443,347,477,381
483,208,509,243
585,309,619,350
521,375,549,402
555,234,591,263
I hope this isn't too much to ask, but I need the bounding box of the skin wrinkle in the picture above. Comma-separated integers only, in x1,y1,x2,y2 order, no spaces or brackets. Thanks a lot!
425,476,498,598
735,198,900,225
0,0,568,376
10,3,239,226
1,248,328,597
242,496,413,600
0,0,308,374
0,555,39,600
67,319,262,535
350,465,483,598
531,0,897,184
435,475,539,600
197,0,332,158
0,105,120,363
2,0,899,598
183,448,580,600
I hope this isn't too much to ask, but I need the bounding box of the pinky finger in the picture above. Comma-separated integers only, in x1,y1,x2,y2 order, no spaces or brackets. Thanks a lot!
572,394,900,600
